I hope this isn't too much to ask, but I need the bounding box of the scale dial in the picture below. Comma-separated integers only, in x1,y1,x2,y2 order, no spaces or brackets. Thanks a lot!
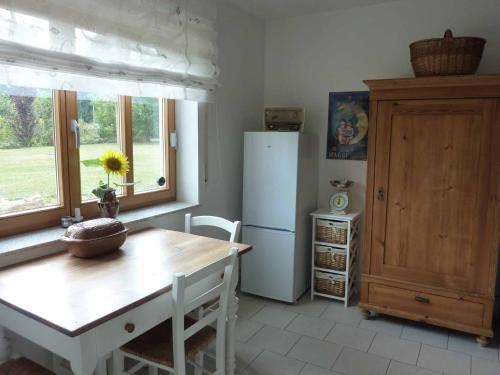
330,192,349,212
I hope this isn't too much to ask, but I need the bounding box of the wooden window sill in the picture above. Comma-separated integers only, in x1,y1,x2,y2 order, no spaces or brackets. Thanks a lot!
0,201,198,267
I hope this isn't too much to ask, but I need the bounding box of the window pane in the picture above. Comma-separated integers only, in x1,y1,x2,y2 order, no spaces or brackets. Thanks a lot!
0,85,59,216
77,92,123,201
132,97,165,193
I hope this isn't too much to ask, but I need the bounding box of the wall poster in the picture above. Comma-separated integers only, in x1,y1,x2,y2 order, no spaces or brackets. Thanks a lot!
326,91,369,160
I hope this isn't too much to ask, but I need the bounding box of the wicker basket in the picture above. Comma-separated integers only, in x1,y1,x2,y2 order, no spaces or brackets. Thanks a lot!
315,245,346,271
410,30,486,77
61,218,128,258
315,272,345,297
316,219,347,245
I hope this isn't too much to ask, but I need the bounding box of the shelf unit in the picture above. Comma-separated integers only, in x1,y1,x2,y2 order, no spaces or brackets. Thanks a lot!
310,209,361,307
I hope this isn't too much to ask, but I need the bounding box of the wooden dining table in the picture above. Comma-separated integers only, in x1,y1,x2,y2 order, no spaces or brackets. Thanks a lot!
0,228,252,375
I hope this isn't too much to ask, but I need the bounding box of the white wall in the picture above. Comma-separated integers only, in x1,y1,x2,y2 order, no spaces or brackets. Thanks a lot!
175,100,201,205
152,0,266,231
264,0,500,211
205,0,266,220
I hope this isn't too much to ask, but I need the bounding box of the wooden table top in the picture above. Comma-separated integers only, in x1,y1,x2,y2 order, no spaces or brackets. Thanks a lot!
0,228,252,337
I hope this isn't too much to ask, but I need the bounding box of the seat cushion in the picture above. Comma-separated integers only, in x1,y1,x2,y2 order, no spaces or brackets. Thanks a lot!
120,316,216,368
0,357,54,375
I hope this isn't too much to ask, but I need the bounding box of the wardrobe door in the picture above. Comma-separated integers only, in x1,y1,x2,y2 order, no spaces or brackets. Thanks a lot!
370,99,498,295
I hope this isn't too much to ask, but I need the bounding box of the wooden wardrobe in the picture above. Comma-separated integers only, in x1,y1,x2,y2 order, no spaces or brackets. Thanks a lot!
359,75,500,345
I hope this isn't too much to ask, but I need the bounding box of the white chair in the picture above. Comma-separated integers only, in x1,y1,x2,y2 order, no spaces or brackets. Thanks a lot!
185,214,241,243
184,213,241,374
112,248,238,375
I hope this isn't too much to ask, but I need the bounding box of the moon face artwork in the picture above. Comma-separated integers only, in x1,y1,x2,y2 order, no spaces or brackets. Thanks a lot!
326,91,369,160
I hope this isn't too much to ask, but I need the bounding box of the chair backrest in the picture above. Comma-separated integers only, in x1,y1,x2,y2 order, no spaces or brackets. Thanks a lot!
172,247,238,375
185,213,241,242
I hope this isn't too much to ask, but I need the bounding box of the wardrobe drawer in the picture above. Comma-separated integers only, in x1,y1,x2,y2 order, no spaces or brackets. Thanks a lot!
368,283,484,327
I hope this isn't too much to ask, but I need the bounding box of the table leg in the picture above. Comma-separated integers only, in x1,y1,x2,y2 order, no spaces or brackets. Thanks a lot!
226,258,239,375
70,333,99,375
0,326,10,363
70,362,98,375
95,357,107,375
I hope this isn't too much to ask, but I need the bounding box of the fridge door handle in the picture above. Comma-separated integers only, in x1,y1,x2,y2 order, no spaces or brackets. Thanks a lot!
243,224,295,233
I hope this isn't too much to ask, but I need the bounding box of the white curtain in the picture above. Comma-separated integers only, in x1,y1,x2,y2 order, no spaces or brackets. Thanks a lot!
0,0,218,101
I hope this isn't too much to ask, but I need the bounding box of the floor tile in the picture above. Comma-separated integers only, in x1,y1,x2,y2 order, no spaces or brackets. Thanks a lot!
263,299,290,309
387,361,442,375
251,306,298,329
235,341,263,373
287,336,342,369
332,347,390,375
236,318,265,342
239,291,289,309
242,351,305,375
238,297,265,319
401,323,449,348
286,314,335,339
235,291,500,375
325,323,376,351
417,345,471,375
358,315,404,337
448,332,499,361
286,296,330,317
471,357,500,375
320,302,363,326
238,291,266,303
247,325,301,355
369,333,421,365
299,363,343,375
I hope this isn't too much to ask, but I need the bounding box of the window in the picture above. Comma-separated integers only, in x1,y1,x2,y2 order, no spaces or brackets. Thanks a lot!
132,97,165,194
77,92,123,202
0,87,176,237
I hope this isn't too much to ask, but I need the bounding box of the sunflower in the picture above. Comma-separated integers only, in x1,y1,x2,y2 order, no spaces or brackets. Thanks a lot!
99,150,129,177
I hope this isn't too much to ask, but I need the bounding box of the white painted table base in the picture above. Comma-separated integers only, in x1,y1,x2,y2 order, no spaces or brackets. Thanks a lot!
0,259,240,375
0,326,10,363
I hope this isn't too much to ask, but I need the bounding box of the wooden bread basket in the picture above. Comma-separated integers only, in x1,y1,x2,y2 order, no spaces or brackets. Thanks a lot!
61,218,128,258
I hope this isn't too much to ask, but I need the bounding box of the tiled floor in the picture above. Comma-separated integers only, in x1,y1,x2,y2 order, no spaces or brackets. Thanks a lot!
231,291,500,375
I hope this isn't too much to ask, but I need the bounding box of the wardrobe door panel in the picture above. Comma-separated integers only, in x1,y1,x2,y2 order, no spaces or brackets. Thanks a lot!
370,99,496,294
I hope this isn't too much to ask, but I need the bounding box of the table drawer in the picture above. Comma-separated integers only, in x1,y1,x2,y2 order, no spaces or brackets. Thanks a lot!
368,283,484,327
93,278,220,356
95,292,172,355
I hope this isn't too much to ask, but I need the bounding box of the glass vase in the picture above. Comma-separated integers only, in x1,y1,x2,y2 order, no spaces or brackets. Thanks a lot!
97,188,120,218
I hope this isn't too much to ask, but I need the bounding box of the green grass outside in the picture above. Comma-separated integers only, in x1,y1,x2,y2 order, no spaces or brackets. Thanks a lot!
0,143,163,211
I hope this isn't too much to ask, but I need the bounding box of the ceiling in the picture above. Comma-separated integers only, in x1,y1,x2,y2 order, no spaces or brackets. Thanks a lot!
225,0,402,19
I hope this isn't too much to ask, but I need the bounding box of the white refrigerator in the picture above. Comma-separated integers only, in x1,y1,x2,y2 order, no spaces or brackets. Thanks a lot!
241,132,317,303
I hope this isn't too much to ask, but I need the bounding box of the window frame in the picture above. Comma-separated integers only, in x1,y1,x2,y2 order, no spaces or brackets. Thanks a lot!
0,91,71,237
0,90,176,237
118,97,177,210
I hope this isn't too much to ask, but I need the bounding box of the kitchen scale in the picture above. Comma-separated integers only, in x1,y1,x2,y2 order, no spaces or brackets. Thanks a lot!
329,180,353,215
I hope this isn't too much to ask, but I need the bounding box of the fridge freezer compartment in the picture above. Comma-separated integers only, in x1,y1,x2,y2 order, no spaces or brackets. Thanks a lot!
241,226,295,303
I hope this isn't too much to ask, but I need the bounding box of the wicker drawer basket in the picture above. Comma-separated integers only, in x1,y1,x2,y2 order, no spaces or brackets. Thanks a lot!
315,245,346,271
315,271,345,297
316,219,347,245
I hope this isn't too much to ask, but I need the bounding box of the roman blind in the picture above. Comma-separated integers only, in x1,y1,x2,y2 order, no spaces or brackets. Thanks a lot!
0,0,218,101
